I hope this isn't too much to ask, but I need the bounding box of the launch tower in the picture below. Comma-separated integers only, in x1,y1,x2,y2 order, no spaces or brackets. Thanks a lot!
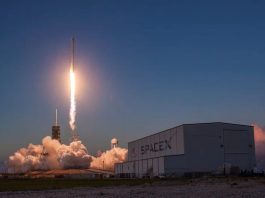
52,109,61,143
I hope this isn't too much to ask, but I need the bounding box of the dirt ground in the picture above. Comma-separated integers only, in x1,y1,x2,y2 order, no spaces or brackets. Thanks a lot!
1,177,265,198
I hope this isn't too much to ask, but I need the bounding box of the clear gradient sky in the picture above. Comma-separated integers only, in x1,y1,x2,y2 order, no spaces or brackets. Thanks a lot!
0,0,265,161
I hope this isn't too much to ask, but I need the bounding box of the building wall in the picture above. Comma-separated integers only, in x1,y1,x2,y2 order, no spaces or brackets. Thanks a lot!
115,123,256,177
114,163,123,174
115,157,165,177
183,123,224,173
222,123,256,170
164,155,187,176
183,123,256,173
134,157,165,177
128,126,185,161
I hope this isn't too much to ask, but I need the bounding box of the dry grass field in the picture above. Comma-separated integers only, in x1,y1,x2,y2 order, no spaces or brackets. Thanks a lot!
0,177,265,197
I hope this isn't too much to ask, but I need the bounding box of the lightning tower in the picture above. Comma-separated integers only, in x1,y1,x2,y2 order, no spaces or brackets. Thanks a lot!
52,109,61,143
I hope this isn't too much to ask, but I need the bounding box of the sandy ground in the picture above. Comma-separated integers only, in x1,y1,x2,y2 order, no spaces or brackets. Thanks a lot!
1,178,265,198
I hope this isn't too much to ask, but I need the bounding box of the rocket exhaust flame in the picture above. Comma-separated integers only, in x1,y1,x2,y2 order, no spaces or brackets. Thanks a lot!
69,37,78,140
69,65,76,131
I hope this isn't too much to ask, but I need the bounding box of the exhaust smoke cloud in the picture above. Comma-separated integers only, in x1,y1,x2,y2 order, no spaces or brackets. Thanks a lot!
6,137,127,173
91,147,127,170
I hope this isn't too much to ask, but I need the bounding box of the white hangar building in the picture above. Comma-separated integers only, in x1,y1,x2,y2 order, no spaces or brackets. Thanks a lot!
115,122,256,177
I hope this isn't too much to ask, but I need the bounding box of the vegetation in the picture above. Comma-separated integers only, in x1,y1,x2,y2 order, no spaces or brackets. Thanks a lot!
0,178,154,192
0,176,264,192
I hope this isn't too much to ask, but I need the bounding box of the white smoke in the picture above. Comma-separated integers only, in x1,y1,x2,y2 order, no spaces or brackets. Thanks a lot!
91,147,128,170
6,136,127,173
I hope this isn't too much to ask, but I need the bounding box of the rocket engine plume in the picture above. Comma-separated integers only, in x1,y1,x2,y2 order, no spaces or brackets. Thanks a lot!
69,65,76,130
69,37,78,140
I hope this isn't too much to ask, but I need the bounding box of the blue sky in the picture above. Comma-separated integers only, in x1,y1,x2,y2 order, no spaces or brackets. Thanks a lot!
0,0,265,161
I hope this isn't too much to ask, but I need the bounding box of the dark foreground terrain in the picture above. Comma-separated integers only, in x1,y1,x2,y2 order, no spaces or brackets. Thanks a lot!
0,177,265,197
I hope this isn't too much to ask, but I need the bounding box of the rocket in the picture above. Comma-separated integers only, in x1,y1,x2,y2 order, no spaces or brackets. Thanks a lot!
69,36,78,138
71,37,75,72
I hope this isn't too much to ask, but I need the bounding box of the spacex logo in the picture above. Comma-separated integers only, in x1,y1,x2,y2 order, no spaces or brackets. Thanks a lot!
140,137,173,155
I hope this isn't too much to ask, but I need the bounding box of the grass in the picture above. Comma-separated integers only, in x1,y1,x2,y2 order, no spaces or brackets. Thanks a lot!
0,178,154,192
1,176,264,192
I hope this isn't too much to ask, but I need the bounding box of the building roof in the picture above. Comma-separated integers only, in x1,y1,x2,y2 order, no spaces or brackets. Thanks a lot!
128,122,253,144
